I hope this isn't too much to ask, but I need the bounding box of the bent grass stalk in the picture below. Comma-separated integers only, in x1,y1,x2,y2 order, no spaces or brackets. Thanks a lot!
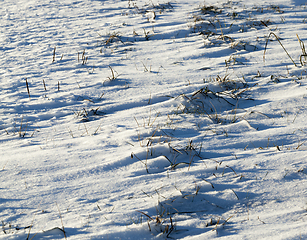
263,32,297,67
131,152,149,173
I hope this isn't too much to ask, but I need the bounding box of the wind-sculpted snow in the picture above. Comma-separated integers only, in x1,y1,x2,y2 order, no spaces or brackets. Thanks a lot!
1,0,307,239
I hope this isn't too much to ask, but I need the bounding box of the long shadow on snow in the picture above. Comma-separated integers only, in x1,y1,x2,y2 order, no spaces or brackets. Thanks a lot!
24,227,89,240
135,180,258,238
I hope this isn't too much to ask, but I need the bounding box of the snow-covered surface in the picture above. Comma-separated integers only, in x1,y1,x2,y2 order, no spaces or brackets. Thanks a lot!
1,0,307,239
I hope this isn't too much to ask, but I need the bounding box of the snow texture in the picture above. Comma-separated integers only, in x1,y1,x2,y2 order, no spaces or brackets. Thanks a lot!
1,0,307,239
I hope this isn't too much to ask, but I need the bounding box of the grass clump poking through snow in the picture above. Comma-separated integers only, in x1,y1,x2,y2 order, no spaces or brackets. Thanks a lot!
1,116,37,138
200,3,221,15
78,49,88,65
137,209,176,238
74,107,105,123
104,66,120,84
176,74,254,125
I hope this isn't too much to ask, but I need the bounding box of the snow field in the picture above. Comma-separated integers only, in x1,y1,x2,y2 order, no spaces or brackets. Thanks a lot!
1,0,307,239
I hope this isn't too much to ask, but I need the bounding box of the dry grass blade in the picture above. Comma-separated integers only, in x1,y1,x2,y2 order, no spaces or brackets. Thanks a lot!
25,78,31,99
222,165,238,177
162,153,189,170
18,116,27,138
299,54,307,66
105,66,120,83
78,49,88,65
217,19,225,41
83,123,89,135
263,32,297,67
226,165,238,176
52,47,56,63
43,79,47,91
171,162,189,170
105,32,123,45
93,122,102,135
297,34,306,54
109,66,115,79
202,178,214,188
136,210,154,221
131,152,149,173
134,116,141,127
297,34,307,65
56,202,67,240
141,61,150,72
212,212,237,231
231,189,239,200
26,211,37,240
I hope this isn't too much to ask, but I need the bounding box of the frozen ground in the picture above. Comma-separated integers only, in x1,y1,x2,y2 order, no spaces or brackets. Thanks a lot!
1,0,307,239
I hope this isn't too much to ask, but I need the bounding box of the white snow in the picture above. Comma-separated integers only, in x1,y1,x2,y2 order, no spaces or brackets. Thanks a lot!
1,0,307,239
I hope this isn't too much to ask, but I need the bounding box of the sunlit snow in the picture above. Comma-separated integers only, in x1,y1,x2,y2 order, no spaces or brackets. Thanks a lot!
1,0,307,239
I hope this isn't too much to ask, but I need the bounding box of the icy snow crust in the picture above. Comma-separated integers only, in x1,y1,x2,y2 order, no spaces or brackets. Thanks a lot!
1,0,307,239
